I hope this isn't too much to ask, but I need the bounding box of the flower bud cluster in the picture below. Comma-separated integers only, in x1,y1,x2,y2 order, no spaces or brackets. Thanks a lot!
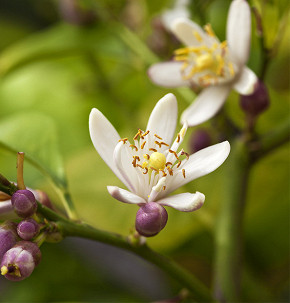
0,190,42,281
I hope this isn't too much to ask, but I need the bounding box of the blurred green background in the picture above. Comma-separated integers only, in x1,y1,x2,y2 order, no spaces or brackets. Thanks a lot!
0,0,289,301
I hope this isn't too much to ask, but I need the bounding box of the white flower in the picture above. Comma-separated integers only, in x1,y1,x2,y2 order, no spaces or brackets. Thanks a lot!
161,0,190,31
89,93,230,212
148,0,258,126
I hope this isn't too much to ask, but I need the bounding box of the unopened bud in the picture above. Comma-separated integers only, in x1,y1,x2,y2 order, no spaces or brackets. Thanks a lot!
17,219,40,241
1,241,41,281
11,190,37,218
35,190,54,210
240,80,270,116
189,129,212,153
135,202,168,237
0,222,18,262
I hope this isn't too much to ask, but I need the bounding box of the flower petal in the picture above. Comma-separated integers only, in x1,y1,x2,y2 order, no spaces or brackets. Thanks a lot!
113,142,138,193
89,108,129,186
166,141,230,193
171,18,209,46
146,93,178,145
158,192,205,212
226,0,251,66
161,6,190,32
107,186,146,204
180,85,231,126
148,62,190,88
234,67,258,95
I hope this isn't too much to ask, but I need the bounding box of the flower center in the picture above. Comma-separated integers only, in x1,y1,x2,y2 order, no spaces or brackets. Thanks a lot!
173,24,235,86
148,152,166,171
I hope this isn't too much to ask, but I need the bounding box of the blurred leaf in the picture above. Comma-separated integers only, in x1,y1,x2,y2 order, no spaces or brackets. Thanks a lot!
0,111,66,188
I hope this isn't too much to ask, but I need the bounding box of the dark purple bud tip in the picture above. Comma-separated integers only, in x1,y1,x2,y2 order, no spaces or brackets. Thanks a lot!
135,202,168,237
240,80,270,116
0,222,18,262
189,129,212,154
0,241,41,281
17,219,40,240
11,190,37,218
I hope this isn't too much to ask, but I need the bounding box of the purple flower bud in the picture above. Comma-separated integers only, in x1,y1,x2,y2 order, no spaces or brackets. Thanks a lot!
17,219,40,240
189,129,212,154
240,80,270,116
0,222,18,262
1,241,41,281
11,190,37,218
135,202,168,237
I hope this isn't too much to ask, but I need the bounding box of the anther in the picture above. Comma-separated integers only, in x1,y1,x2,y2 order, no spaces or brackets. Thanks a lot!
160,142,169,147
130,144,138,151
177,133,180,143
177,161,182,168
143,167,148,174
167,166,173,176
141,141,146,149
150,167,158,172
181,151,189,160
155,141,162,148
165,162,172,166
154,134,163,140
149,148,157,152
119,138,128,144
163,186,166,191
140,130,150,139
144,154,150,160
159,170,167,177
182,169,186,178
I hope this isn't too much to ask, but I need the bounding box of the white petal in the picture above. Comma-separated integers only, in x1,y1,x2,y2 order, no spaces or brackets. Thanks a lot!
146,93,178,145
167,141,230,193
226,0,251,66
107,186,146,204
234,67,258,95
113,142,137,193
180,85,231,126
89,108,128,185
148,62,191,88
171,18,210,46
161,6,190,32
158,192,205,212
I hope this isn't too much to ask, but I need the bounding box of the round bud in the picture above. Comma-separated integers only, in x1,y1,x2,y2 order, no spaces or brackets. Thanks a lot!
17,219,40,240
189,129,212,154
11,190,37,218
0,241,41,281
135,202,168,237
0,222,18,262
240,80,270,116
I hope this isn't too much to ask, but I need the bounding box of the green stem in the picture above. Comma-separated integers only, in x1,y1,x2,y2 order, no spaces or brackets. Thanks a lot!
1,180,214,302
213,139,250,301
250,119,290,162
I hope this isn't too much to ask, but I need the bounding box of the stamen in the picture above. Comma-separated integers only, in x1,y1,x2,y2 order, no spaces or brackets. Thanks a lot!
228,62,235,76
160,142,169,147
140,141,146,149
119,138,128,144
159,169,167,177
169,149,179,160
149,148,157,152
177,161,182,168
154,134,163,140
181,150,189,160
182,169,186,178
143,167,148,174
155,141,162,148
129,144,138,151
150,167,158,172
177,133,180,143
165,162,172,166
204,24,216,37
144,154,150,160
140,130,150,139
167,166,173,176
163,186,166,191
194,31,202,42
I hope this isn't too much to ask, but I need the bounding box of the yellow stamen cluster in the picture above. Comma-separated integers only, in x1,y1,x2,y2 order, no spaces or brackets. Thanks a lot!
173,24,235,86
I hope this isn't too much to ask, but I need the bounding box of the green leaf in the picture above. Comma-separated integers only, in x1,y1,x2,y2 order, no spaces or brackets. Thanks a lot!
0,111,66,188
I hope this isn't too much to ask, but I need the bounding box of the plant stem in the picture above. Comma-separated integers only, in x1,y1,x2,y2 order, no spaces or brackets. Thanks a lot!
56,218,214,302
213,139,250,301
